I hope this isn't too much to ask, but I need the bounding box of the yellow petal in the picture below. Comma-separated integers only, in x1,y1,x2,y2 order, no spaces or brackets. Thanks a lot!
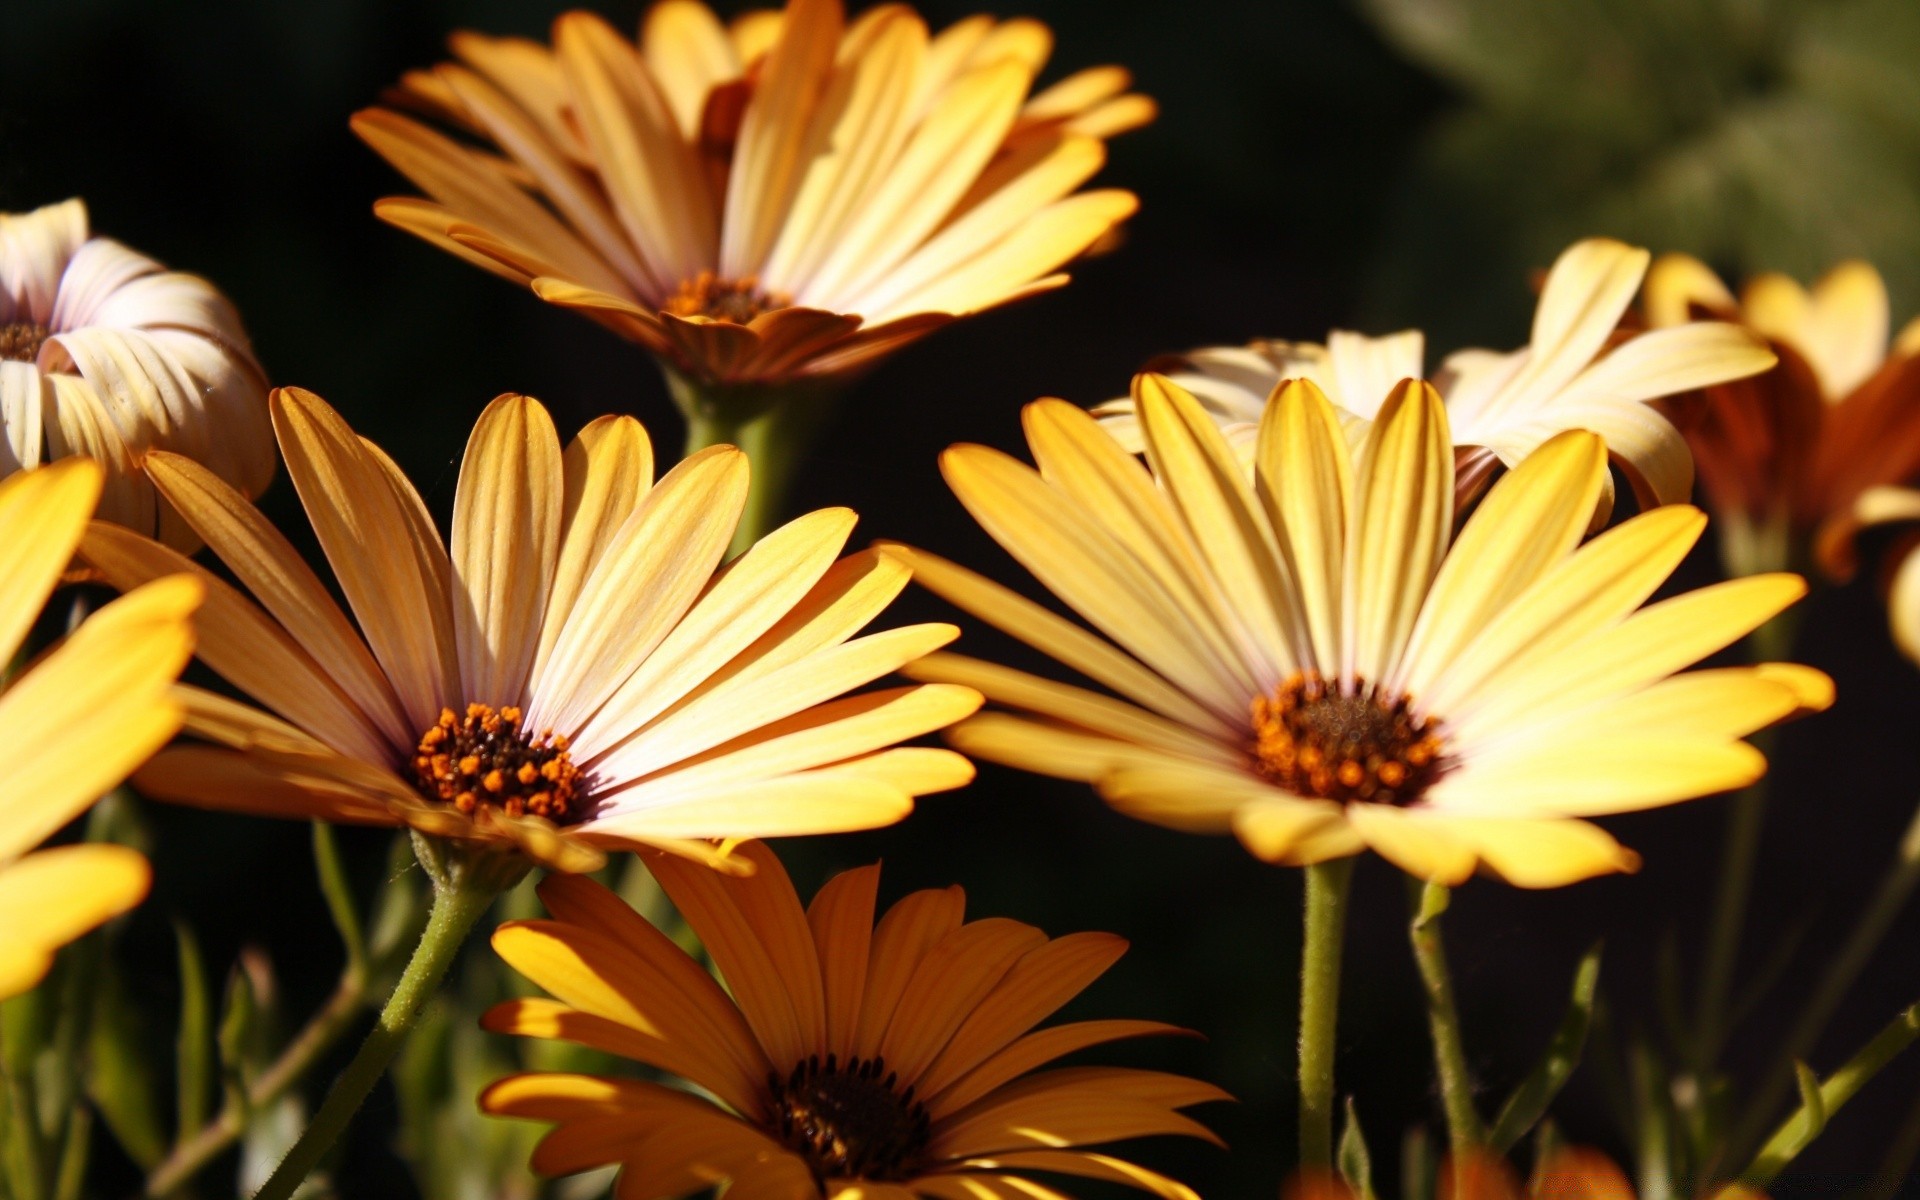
451,394,563,705
1256,378,1353,671
0,576,196,861
271,387,459,729
1397,429,1604,698
0,458,99,661
1344,379,1452,683
880,541,1233,736
0,845,149,1000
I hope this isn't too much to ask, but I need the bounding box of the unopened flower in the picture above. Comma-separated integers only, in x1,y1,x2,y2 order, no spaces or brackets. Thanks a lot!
1,199,272,550
81,387,978,873
356,0,1149,392
1094,238,1774,512
0,459,199,999
483,841,1223,1197
896,374,1828,886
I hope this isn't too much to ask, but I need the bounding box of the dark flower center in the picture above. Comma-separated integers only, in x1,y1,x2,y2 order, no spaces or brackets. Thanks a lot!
767,1054,932,1184
664,271,788,324
0,322,50,363
413,704,582,824
1250,671,1445,806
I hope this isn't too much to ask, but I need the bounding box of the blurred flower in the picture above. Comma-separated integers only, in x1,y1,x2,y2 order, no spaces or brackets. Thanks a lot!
1646,254,1920,578
79,387,978,873
0,459,198,999
894,375,1829,886
355,0,1148,393
481,840,1223,1198
0,198,273,551
1094,238,1773,513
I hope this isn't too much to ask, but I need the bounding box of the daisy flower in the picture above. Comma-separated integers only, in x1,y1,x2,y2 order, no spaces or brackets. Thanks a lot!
78,386,979,874
893,373,1828,887
1644,254,1920,578
1093,238,1774,512
482,840,1224,1198
356,0,1148,393
1,198,273,550
0,459,199,998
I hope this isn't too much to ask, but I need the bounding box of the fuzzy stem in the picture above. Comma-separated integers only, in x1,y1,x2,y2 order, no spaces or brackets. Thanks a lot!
247,864,502,1200
1409,880,1484,1156
667,367,838,554
1298,858,1355,1169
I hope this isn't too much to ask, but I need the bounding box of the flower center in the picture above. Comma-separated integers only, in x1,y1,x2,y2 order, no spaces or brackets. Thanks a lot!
767,1054,931,1184
412,704,582,824
0,322,50,363
1249,671,1445,806
664,271,788,324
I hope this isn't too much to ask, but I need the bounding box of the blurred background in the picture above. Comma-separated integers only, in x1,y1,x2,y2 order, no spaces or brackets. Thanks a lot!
6,0,1920,1195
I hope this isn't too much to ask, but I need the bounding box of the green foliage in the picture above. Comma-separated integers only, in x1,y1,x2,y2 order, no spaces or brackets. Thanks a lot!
1358,0,1920,345
1488,943,1602,1153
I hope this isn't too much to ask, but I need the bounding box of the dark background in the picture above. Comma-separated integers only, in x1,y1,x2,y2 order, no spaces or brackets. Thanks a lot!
6,0,1920,1196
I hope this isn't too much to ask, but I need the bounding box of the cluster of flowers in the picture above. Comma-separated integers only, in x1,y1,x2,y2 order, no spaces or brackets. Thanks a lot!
5,1,1920,1197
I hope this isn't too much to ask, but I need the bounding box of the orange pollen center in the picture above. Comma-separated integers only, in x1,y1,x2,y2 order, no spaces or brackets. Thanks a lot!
1249,671,1445,806
0,321,50,363
663,271,788,324
767,1054,931,1184
413,704,581,824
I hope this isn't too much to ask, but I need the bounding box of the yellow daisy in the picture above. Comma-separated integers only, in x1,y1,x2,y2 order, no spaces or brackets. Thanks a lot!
1093,238,1774,512
892,373,1830,887
1,198,273,551
482,840,1224,1198
0,459,199,998
354,0,1149,392
78,386,980,874
1644,254,1920,578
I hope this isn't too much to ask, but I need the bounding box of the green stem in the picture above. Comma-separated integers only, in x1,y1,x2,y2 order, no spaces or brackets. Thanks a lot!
1298,858,1354,1169
1408,880,1484,1156
248,866,500,1200
1733,799,1920,1159
1739,1002,1920,1187
667,367,839,554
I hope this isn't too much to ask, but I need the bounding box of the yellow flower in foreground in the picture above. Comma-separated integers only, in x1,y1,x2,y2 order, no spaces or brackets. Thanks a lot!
1,198,273,550
0,459,199,998
355,0,1149,389
1094,238,1774,510
482,840,1224,1198
79,387,979,873
1644,254,1920,578
893,374,1830,886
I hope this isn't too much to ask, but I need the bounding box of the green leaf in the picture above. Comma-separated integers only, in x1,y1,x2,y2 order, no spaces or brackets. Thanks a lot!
217,962,258,1128
84,967,167,1171
172,923,212,1144
311,823,367,975
1792,1061,1826,1137
1338,1097,1377,1200
1488,943,1602,1153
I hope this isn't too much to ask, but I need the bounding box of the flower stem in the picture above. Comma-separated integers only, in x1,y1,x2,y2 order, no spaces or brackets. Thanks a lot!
247,864,501,1200
1739,1001,1920,1187
1298,857,1354,1169
1408,880,1484,1156
666,367,838,554
1731,798,1920,1159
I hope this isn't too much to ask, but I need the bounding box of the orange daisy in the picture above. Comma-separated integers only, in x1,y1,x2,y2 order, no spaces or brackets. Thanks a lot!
482,840,1224,1198
79,386,979,873
891,373,1828,886
1644,254,1920,578
356,0,1149,393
